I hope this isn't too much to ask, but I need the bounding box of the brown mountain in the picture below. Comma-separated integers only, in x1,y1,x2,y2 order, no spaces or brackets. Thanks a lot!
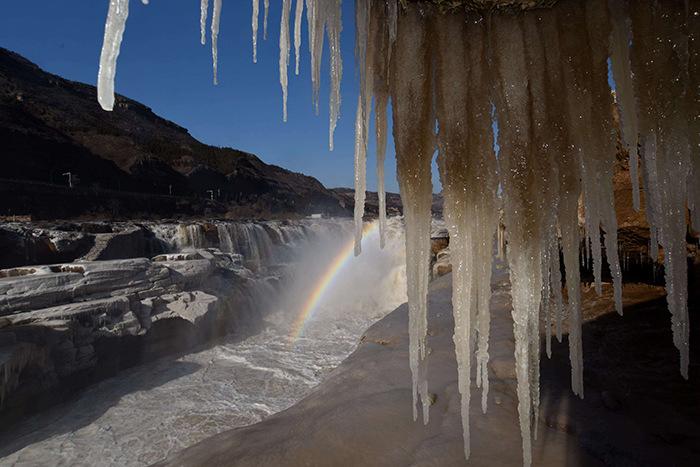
0,47,349,220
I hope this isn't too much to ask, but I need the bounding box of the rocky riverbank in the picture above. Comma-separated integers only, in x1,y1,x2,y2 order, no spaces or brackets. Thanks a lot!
0,248,279,424
160,264,699,466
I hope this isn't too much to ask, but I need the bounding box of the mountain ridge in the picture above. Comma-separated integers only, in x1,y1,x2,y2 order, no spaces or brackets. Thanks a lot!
0,47,349,219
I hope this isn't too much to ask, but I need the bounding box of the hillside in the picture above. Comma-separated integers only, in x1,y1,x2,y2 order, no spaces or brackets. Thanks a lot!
0,47,348,219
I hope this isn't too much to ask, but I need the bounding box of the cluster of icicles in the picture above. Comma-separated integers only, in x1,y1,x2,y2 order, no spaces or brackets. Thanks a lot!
97,0,342,149
96,0,698,465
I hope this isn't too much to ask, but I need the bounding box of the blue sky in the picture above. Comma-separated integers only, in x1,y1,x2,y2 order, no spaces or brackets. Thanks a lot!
0,0,444,193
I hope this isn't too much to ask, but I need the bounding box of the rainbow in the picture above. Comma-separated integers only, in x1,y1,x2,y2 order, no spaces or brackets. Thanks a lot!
289,222,378,342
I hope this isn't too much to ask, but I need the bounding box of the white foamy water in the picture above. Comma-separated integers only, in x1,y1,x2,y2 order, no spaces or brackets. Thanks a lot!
0,220,408,466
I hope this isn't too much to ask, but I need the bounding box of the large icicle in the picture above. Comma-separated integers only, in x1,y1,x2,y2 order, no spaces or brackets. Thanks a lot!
252,0,260,63
609,0,641,212
435,11,498,459
585,0,623,315
492,14,545,467
352,0,370,255
371,0,391,250
326,0,343,151
280,0,292,121
391,3,434,426
200,0,209,45
375,92,389,249
306,0,323,114
556,1,599,396
435,14,474,459
521,13,560,438
466,16,497,419
97,0,130,111
211,0,223,85
631,2,692,379
352,93,368,256
294,0,304,75
539,8,575,352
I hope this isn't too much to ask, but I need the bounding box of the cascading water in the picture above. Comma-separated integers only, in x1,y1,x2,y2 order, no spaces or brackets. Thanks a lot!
0,218,410,467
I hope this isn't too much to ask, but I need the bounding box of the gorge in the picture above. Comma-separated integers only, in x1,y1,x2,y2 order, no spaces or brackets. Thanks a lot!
0,216,422,465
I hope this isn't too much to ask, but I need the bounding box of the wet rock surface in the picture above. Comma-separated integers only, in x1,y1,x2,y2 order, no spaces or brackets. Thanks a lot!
161,265,699,467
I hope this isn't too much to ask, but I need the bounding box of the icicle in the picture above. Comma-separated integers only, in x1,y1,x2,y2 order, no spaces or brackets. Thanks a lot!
353,93,368,256
327,0,343,151
353,0,370,255
555,1,595,397
306,0,323,114
550,241,564,344
294,0,304,75
211,0,222,85
371,0,391,250
435,13,474,459
436,12,497,458
631,2,692,379
280,0,292,121
492,14,544,466
585,0,623,315
609,0,641,212
200,0,209,45
542,248,552,360
391,3,434,427
97,0,130,111
469,18,498,419
376,94,389,249
264,0,270,40
252,0,259,63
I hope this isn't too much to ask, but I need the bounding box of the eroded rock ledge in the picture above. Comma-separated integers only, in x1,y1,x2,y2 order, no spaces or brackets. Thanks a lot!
0,249,275,423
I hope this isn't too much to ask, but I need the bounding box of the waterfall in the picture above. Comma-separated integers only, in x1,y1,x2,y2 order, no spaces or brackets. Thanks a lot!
160,219,356,273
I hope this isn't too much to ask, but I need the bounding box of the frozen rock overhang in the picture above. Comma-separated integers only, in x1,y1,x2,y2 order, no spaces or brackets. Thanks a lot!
94,1,699,466
402,0,559,12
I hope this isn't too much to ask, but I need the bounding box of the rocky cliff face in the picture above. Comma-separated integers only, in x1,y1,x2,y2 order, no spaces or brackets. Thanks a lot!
0,48,348,219
0,250,274,422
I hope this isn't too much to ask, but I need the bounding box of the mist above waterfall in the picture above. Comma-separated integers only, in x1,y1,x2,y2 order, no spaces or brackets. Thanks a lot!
276,217,407,341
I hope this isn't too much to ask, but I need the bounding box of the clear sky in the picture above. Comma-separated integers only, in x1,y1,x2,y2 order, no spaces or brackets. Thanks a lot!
0,0,443,193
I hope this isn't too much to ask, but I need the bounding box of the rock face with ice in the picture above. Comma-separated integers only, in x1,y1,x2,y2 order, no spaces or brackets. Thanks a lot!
94,1,698,465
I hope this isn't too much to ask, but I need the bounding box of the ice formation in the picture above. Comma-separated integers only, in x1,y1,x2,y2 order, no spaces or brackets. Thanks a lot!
97,0,130,111
264,0,270,40
252,0,259,63
96,0,697,465
434,12,498,457
280,0,292,121
294,0,304,75
211,0,222,85
200,0,209,45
